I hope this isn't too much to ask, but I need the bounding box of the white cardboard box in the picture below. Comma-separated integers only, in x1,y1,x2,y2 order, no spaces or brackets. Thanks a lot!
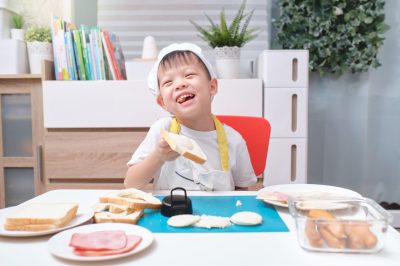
264,87,308,138
0,7,14,39
0,39,28,74
257,50,309,88
263,138,308,186
125,60,155,80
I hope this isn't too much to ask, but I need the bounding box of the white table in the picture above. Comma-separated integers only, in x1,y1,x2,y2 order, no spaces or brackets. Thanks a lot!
1,189,400,266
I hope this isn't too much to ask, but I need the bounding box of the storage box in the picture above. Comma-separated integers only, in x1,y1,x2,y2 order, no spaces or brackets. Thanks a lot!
0,39,29,74
125,59,155,80
213,79,263,117
264,138,307,186
265,87,308,138
257,50,309,88
289,197,393,253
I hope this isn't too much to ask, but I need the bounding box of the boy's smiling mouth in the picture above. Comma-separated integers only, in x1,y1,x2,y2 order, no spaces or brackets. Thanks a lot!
176,93,195,104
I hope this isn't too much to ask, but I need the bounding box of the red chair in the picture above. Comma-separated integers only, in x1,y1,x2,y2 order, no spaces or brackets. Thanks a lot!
217,115,271,176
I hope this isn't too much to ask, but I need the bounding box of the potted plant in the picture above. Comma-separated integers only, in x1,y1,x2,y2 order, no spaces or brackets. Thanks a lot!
190,0,258,78
10,14,25,41
274,0,390,76
25,26,53,74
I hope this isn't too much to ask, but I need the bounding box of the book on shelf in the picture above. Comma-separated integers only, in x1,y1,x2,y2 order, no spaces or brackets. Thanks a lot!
50,17,127,80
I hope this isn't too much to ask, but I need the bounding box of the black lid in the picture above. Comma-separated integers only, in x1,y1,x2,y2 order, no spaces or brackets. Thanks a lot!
161,187,193,217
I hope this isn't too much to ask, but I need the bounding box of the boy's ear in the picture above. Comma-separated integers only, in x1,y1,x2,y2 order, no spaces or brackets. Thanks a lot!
210,78,218,96
156,95,168,111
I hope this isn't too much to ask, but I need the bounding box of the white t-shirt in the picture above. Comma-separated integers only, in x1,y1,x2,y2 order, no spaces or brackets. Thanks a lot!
127,117,257,190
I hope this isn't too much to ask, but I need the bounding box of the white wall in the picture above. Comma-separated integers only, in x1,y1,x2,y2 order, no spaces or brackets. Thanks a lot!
307,1,400,203
8,0,63,27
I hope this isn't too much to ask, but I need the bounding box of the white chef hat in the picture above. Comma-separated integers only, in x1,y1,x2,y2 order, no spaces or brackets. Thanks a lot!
147,43,216,96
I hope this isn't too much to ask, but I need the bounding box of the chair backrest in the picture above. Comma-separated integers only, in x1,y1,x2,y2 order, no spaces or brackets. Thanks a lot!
217,115,271,176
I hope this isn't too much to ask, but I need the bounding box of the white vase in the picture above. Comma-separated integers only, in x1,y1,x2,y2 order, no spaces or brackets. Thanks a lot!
27,41,53,74
214,46,241,79
10,29,25,41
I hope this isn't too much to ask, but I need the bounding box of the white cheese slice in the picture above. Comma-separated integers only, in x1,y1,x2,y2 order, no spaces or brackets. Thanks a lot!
230,211,262,226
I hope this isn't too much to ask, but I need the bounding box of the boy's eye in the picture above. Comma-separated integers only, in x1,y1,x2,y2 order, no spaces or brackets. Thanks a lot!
185,73,195,78
162,80,172,86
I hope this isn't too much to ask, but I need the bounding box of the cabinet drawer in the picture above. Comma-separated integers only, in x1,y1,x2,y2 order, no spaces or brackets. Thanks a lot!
44,130,147,184
264,87,308,138
263,138,307,186
257,50,309,88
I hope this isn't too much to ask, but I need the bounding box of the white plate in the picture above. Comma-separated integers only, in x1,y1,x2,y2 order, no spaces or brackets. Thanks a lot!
48,223,153,262
257,184,362,208
0,206,94,237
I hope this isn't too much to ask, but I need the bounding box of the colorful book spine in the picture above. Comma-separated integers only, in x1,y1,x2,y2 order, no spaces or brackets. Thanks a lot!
100,31,116,80
80,25,93,80
72,30,87,80
103,31,123,80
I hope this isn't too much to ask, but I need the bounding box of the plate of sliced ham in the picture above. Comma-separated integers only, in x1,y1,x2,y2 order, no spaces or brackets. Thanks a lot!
48,223,153,261
257,184,361,208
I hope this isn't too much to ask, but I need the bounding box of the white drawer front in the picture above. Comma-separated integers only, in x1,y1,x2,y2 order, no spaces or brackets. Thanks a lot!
264,87,308,138
257,50,309,88
263,138,307,186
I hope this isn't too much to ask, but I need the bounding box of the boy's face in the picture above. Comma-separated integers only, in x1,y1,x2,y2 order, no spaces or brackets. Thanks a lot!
156,57,217,120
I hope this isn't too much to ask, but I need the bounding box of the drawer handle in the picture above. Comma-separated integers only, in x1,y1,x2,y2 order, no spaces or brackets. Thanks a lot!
292,94,298,132
292,58,298,81
36,144,43,182
291,144,297,182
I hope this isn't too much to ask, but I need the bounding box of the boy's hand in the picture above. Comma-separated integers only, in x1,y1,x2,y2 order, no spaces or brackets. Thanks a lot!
155,138,180,162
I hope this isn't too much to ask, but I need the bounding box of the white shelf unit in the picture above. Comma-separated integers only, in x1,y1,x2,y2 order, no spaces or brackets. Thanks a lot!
42,79,263,128
257,50,309,186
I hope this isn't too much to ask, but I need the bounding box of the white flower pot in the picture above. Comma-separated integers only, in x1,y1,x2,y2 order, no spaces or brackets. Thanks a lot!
27,41,53,74
10,29,25,41
214,46,241,79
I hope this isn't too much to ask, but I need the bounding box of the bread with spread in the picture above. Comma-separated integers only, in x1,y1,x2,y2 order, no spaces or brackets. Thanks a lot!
161,129,207,164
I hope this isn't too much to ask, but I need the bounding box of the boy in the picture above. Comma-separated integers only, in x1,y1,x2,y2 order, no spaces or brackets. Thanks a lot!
124,43,256,190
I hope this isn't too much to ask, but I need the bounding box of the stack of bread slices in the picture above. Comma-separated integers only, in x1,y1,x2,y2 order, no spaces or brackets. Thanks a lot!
92,188,161,224
4,202,79,231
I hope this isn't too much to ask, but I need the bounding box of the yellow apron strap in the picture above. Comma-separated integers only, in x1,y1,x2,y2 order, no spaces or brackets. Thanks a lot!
169,117,180,134
212,115,229,172
169,116,229,172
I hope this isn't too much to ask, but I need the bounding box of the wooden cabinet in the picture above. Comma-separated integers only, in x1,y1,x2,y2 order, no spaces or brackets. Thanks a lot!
0,74,45,207
43,130,147,190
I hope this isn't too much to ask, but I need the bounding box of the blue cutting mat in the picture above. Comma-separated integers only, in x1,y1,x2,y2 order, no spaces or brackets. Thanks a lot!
137,196,289,233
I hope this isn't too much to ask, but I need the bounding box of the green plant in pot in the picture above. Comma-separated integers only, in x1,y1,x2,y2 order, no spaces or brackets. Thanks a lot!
25,26,53,74
190,0,258,78
10,14,25,41
274,0,390,76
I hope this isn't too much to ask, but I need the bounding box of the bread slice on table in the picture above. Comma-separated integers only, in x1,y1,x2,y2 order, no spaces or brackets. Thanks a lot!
94,209,144,224
160,130,207,164
92,202,131,214
99,188,162,210
4,202,78,231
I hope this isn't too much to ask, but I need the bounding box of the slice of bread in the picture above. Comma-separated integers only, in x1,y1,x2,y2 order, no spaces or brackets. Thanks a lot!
4,203,78,231
99,188,162,210
94,209,144,224
161,130,207,164
92,203,131,214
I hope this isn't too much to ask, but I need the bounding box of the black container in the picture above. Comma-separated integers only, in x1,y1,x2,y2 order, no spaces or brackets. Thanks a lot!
161,187,193,217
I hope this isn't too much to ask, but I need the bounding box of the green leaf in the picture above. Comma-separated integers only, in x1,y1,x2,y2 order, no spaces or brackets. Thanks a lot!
190,0,257,48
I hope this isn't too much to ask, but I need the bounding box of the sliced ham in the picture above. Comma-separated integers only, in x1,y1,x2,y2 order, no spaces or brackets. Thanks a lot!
73,235,142,256
69,230,127,251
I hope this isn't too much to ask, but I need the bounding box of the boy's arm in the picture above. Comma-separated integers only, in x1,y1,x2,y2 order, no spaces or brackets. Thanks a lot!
124,138,179,189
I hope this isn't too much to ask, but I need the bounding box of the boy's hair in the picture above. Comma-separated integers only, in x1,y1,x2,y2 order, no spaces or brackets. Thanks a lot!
158,51,212,81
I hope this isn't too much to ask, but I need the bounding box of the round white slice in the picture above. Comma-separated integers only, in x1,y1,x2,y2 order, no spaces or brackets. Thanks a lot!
193,215,231,229
230,211,262,226
167,214,200,228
